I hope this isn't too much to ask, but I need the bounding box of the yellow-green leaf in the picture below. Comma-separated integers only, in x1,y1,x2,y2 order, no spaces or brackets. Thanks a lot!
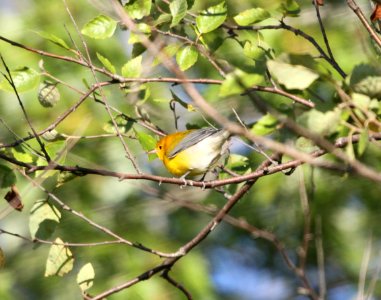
128,23,151,44
29,200,61,240
124,0,151,19
176,45,198,71
0,67,40,93
243,41,265,59
220,70,264,97
81,15,117,39
196,2,227,34
234,8,271,26
251,113,278,136
121,55,142,78
103,114,135,134
35,31,70,50
96,52,116,74
280,0,300,16
77,263,95,292
267,60,319,90
170,0,188,27
297,109,341,136
135,129,156,161
11,147,34,164
357,129,369,156
45,238,74,277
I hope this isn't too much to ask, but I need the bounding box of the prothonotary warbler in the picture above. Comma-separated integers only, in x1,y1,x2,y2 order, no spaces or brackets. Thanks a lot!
154,127,231,178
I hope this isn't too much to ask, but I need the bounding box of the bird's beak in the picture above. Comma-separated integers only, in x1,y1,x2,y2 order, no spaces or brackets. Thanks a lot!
147,149,157,155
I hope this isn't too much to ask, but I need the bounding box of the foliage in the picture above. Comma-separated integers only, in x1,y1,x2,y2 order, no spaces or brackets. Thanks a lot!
0,0,381,299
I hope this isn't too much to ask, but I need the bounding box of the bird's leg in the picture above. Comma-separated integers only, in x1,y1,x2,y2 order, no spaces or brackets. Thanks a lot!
179,171,190,189
199,172,208,190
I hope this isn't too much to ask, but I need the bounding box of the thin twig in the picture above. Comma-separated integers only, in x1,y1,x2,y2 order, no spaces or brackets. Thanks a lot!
224,21,346,78
19,171,184,258
315,216,326,300
346,0,381,49
0,228,129,247
298,169,312,271
63,0,142,173
91,155,274,300
161,270,193,300
1,133,381,190
312,0,336,61
0,56,51,161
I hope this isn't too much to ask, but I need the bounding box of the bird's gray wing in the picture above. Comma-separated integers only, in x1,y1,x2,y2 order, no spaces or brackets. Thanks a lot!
168,128,220,158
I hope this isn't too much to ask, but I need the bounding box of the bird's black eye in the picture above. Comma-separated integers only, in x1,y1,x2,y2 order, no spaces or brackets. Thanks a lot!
159,145,162,149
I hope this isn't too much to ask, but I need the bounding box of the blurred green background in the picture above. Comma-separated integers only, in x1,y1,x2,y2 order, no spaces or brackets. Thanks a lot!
1,0,381,299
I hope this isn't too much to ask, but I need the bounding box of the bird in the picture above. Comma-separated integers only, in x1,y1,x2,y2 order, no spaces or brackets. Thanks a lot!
154,127,231,179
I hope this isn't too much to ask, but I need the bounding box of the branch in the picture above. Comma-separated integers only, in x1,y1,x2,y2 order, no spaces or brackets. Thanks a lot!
18,172,184,258
1,133,381,191
346,0,381,49
0,56,51,161
90,155,274,300
224,21,346,78
161,270,193,300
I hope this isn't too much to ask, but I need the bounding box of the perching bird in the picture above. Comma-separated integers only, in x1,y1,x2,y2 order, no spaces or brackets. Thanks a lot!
154,127,231,178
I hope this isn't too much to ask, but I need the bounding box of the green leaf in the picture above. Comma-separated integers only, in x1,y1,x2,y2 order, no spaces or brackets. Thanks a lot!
35,31,70,50
121,55,142,78
295,137,319,153
56,171,77,187
45,237,74,277
219,70,264,97
38,81,60,108
152,43,181,66
280,0,300,16
349,63,381,99
96,52,116,74
243,41,265,59
196,2,227,34
153,14,172,26
170,0,188,27
36,140,67,178
131,43,147,57
103,114,135,134
77,263,95,292
225,154,250,172
0,164,16,188
29,200,61,240
11,147,33,164
357,129,369,156
251,113,278,136
124,0,151,19
186,0,195,9
134,129,157,161
81,15,117,39
128,23,151,44
0,67,40,93
234,8,271,26
352,93,370,111
171,91,196,111
198,28,224,52
267,60,319,90
297,108,341,136
176,45,198,71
